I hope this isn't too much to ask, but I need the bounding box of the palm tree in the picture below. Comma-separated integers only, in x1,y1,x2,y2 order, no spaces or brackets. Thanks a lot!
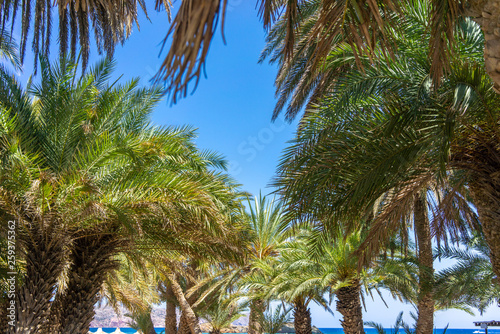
201,296,246,334
245,226,331,334
260,305,292,334
188,194,290,334
376,236,497,321
244,194,290,334
126,307,157,334
158,281,177,334
261,226,391,334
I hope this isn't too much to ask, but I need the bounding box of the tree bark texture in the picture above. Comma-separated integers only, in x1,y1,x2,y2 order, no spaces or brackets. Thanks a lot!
414,196,435,334
55,233,120,334
293,301,312,334
165,282,178,334
166,273,201,334
470,0,500,92
335,281,364,334
15,222,66,334
0,299,9,334
178,314,191,334
470,180,500,285
147,312,157,334
248,299,265,334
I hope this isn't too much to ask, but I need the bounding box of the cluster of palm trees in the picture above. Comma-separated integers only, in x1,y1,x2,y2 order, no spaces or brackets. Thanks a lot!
266,0,500,334
0,0,499,334
125,193,496,334
0,45,249,333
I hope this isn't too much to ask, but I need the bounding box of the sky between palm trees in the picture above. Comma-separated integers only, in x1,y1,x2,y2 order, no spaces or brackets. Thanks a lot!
11,0,499,328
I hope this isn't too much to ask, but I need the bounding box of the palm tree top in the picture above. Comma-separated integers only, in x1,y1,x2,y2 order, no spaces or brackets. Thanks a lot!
246,193,290,261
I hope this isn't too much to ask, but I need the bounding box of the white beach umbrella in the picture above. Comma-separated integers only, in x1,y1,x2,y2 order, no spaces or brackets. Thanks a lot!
113,328,124,334
94,328,106,334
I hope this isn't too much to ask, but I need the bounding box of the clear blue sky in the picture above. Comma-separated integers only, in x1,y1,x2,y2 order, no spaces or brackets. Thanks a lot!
13,0,500,328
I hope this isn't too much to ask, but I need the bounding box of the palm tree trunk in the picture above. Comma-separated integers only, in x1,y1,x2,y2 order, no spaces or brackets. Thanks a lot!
178,313,191,334
0,299,9,334
414,196,434,334
147,312,157,334
56,232,120,334
469,181,500,285
293,301,312,334
473,0,500,93
16,223,67,334
248,299,265,334
335,280,364,334
165,282,177,334
166,273,201,334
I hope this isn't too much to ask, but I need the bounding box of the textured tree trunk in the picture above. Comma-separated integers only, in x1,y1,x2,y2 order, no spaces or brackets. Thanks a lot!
0,299,9,334
15,223,67,334
166,273,201,334
178,313,191,334
55,233,120,334
147,312,157,334
470,0,500,93
209,329,221,334
450,126,500,285
414,196,434,334
293,301,312,334
470,181,500,285
335,280,364,334
165,282,178,334
248,299,265,334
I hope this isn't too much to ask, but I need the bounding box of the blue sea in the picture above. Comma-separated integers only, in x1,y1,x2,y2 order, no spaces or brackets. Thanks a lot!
88,329,500,334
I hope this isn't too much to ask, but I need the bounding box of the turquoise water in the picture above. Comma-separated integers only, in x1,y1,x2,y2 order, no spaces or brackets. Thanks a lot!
88,329,500,334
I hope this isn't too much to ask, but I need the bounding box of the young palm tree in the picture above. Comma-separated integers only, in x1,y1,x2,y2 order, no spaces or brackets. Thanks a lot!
245,225,331,334
244,194,290,334
260,305,292,334
201,296,246,334
126,307,157,334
